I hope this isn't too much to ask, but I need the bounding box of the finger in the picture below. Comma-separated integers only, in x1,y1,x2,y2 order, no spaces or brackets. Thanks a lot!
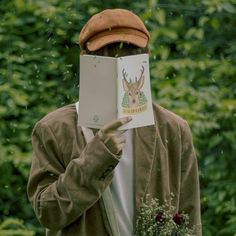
98,128,127,144
104,134,125,145
104,138,119,154
103,117,132,132
112,144,124,155
116,143,125,153
115,129,128,136
103,129,127,137
97,129,107,141
114,136,126,144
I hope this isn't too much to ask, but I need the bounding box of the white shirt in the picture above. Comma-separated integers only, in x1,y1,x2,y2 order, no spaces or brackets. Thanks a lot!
110,129,134,236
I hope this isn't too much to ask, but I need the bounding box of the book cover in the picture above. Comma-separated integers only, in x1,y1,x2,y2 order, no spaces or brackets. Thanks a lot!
78,54,154,130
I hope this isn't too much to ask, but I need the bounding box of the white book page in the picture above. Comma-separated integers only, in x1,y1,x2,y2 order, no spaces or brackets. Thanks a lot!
78,55,117,129
116,54,154,130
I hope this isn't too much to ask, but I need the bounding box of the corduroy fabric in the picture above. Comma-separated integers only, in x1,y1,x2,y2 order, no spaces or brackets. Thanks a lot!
27,103,202,236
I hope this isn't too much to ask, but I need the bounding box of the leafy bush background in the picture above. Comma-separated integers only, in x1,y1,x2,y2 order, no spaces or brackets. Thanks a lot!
0,0,236,235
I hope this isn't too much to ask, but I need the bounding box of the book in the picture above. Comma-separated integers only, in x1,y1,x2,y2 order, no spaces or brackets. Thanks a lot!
78,53,154,130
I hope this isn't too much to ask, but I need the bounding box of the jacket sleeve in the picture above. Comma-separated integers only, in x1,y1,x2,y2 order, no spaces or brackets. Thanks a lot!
179,120,202,236
27,122,119,230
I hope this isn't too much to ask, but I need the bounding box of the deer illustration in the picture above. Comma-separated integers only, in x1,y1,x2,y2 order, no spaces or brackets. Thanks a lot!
122,66,146,108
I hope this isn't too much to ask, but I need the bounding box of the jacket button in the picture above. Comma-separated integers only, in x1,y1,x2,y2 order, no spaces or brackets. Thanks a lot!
99,165,115,180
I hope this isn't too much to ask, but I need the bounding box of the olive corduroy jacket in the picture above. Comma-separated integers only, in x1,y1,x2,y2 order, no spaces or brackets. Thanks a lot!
27,103,201,235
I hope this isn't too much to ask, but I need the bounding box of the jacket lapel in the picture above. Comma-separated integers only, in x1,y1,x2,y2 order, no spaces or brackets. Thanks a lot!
92,122,158,231
133,122,157,219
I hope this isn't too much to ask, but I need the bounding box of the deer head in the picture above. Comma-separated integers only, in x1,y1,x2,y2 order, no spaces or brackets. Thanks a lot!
122,66,145,107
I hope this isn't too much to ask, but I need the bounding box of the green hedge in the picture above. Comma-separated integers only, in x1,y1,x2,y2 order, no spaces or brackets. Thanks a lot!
0,0,236,235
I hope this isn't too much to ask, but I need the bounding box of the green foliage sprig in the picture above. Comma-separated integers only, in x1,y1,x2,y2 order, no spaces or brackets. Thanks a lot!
135,194,195,236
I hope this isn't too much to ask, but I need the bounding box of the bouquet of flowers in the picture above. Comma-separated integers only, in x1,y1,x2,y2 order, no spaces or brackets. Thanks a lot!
135,194,195,236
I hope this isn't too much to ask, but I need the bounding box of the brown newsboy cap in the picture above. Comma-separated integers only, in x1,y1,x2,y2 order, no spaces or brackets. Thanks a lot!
78,9,150,51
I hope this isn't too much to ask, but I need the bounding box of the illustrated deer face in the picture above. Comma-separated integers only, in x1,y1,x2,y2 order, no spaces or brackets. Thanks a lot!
122,66,145,108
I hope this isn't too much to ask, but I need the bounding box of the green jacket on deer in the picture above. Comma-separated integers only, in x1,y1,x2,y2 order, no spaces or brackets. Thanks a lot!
27,103,201,235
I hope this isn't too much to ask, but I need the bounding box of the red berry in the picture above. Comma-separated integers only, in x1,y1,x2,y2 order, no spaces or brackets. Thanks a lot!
155,212,164,224
173,213,184,225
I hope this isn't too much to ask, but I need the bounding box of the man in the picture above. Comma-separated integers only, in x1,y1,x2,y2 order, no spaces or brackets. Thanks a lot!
27,9,201,236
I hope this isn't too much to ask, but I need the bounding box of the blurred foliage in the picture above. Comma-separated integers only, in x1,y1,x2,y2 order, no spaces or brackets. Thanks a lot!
0,0,236,235
0,218,35,236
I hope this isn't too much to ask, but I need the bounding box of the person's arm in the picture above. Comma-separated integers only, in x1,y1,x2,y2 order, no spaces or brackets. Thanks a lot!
179,120,202,235
27,121,120,230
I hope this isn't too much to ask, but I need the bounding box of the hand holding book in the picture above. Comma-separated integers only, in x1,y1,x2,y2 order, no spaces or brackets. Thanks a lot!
98,117,132,155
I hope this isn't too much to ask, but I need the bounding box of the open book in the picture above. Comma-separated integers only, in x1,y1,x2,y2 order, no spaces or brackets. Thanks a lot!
78,53,154,130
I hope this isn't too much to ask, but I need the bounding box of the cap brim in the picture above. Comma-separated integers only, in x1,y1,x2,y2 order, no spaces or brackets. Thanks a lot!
86,28,148,51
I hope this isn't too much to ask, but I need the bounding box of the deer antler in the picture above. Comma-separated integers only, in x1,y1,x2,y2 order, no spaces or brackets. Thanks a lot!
135,66,145,82
122,69,131,83
139,66,144,80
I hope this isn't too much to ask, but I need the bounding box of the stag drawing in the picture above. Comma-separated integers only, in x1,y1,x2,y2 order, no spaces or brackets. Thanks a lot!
122,66,147,108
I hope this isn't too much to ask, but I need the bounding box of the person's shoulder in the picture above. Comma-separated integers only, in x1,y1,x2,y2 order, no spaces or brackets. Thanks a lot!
152,102,188,128
34,103,77,131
